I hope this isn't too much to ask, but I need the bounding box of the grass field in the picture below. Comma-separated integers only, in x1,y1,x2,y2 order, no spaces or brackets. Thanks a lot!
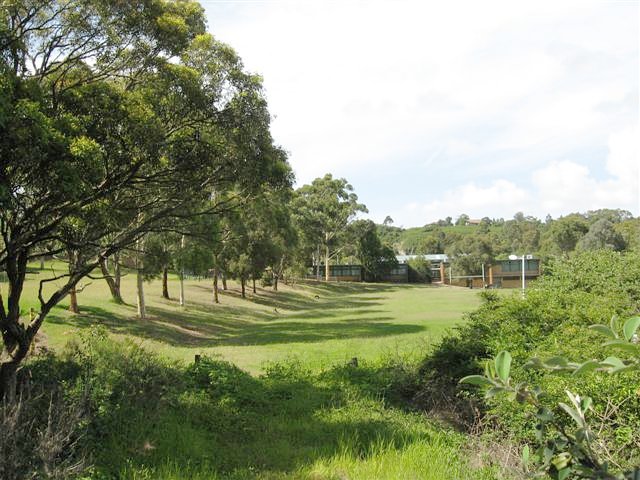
14,263,482,373
7,264,504,479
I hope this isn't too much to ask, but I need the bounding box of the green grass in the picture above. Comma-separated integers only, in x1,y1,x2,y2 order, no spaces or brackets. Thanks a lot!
61,343,500,480
9,264,504,479
15,262,481,373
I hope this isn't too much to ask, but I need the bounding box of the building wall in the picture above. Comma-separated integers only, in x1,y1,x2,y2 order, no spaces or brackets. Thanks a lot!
488,259,540,288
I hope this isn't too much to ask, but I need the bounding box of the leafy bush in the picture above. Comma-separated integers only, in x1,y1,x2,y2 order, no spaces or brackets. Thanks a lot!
418,250,640,468
461,315,640,478
407,257,432,283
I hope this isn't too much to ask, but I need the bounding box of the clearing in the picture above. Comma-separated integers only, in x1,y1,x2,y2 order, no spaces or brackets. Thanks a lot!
16,265,482,372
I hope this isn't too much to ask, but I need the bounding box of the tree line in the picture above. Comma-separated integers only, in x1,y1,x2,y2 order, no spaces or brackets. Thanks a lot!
378,209,638,276
0,0,396,398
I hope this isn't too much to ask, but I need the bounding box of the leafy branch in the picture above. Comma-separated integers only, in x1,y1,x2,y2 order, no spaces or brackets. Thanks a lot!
461,316,640,479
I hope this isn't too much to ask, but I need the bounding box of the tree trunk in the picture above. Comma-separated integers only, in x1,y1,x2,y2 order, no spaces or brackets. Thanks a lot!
99,257,123,304
179,234,185,306
68,286,79,313
222,272,228,290
179,270,185,306
162,266,170,299
213,268,219,304
114,252,121,294
0,361,19,403
252,277,256,294
136,237,146,319
274,256,283,291
136,268,145,319
241,278,246,298
0,250,52,400
67,249,80,312
325,243,330,282
39,257,44,270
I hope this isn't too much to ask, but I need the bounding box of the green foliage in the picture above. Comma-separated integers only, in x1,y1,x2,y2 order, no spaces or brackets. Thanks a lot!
577,219,626,252
293,174,368,277
461,315,640,478
421,250,640,472
446,233,494,276
350,219,398,281
380,210,636,265
407,257,432,283
21,335,497,479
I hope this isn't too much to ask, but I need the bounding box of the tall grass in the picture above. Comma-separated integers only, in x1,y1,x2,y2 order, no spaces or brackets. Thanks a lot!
23,335,503,479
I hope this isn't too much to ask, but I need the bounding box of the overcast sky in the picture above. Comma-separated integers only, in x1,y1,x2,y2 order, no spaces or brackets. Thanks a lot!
201,0,639,227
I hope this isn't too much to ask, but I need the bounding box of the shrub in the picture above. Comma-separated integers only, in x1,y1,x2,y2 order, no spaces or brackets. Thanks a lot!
418,250,640,468
461,315,640,478
0,389,88,480
407,257,432,283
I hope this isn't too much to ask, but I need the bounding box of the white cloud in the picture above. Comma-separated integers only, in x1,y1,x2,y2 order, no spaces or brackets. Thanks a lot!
402,124,640,225
402,180,530,224
203,0,638,225
606,124,639,184
531,124,639,215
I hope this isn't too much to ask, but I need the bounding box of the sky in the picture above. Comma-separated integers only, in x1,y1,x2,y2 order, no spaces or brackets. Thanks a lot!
200,0,640,227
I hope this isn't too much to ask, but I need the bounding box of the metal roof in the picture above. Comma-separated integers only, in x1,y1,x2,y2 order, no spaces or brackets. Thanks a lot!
396,254,449,263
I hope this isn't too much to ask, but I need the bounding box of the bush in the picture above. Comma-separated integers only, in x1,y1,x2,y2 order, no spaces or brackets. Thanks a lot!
261,271,273,287
407,257,432,283
0,388,88,480
418,250,640,468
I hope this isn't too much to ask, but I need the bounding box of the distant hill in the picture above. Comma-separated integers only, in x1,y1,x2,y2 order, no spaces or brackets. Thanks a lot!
377,209,638,275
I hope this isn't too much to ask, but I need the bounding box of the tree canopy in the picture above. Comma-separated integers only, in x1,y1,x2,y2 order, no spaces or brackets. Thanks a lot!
0,0,291,397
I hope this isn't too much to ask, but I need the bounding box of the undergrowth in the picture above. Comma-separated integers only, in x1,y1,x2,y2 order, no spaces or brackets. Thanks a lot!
15,328,503,479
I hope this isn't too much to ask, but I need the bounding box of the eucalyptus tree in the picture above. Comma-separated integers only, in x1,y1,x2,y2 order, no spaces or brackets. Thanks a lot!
225,197,273,299
349,219,397,281
0,1,290,396
293,174,367,281
539,214,589,259
446,234,494,277
577,218,626,252
268,200,298,291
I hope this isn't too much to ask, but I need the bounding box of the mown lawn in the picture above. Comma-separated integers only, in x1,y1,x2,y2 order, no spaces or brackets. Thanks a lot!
16,262,482,373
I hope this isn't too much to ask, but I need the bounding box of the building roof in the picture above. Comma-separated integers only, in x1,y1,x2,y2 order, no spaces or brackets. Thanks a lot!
396,254,449,263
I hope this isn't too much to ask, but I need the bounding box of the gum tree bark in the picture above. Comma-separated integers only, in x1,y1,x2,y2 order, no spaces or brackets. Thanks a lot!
68,287,79,313
179,235,185,306
162,266,170,299
212,268,219,303
136,237,146,319
99,256,123,304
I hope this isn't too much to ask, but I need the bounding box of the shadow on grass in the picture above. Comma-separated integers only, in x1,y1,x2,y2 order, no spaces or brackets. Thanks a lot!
191,283,388,313
87,357,433,478
47,303,425,348
46,280,425,348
